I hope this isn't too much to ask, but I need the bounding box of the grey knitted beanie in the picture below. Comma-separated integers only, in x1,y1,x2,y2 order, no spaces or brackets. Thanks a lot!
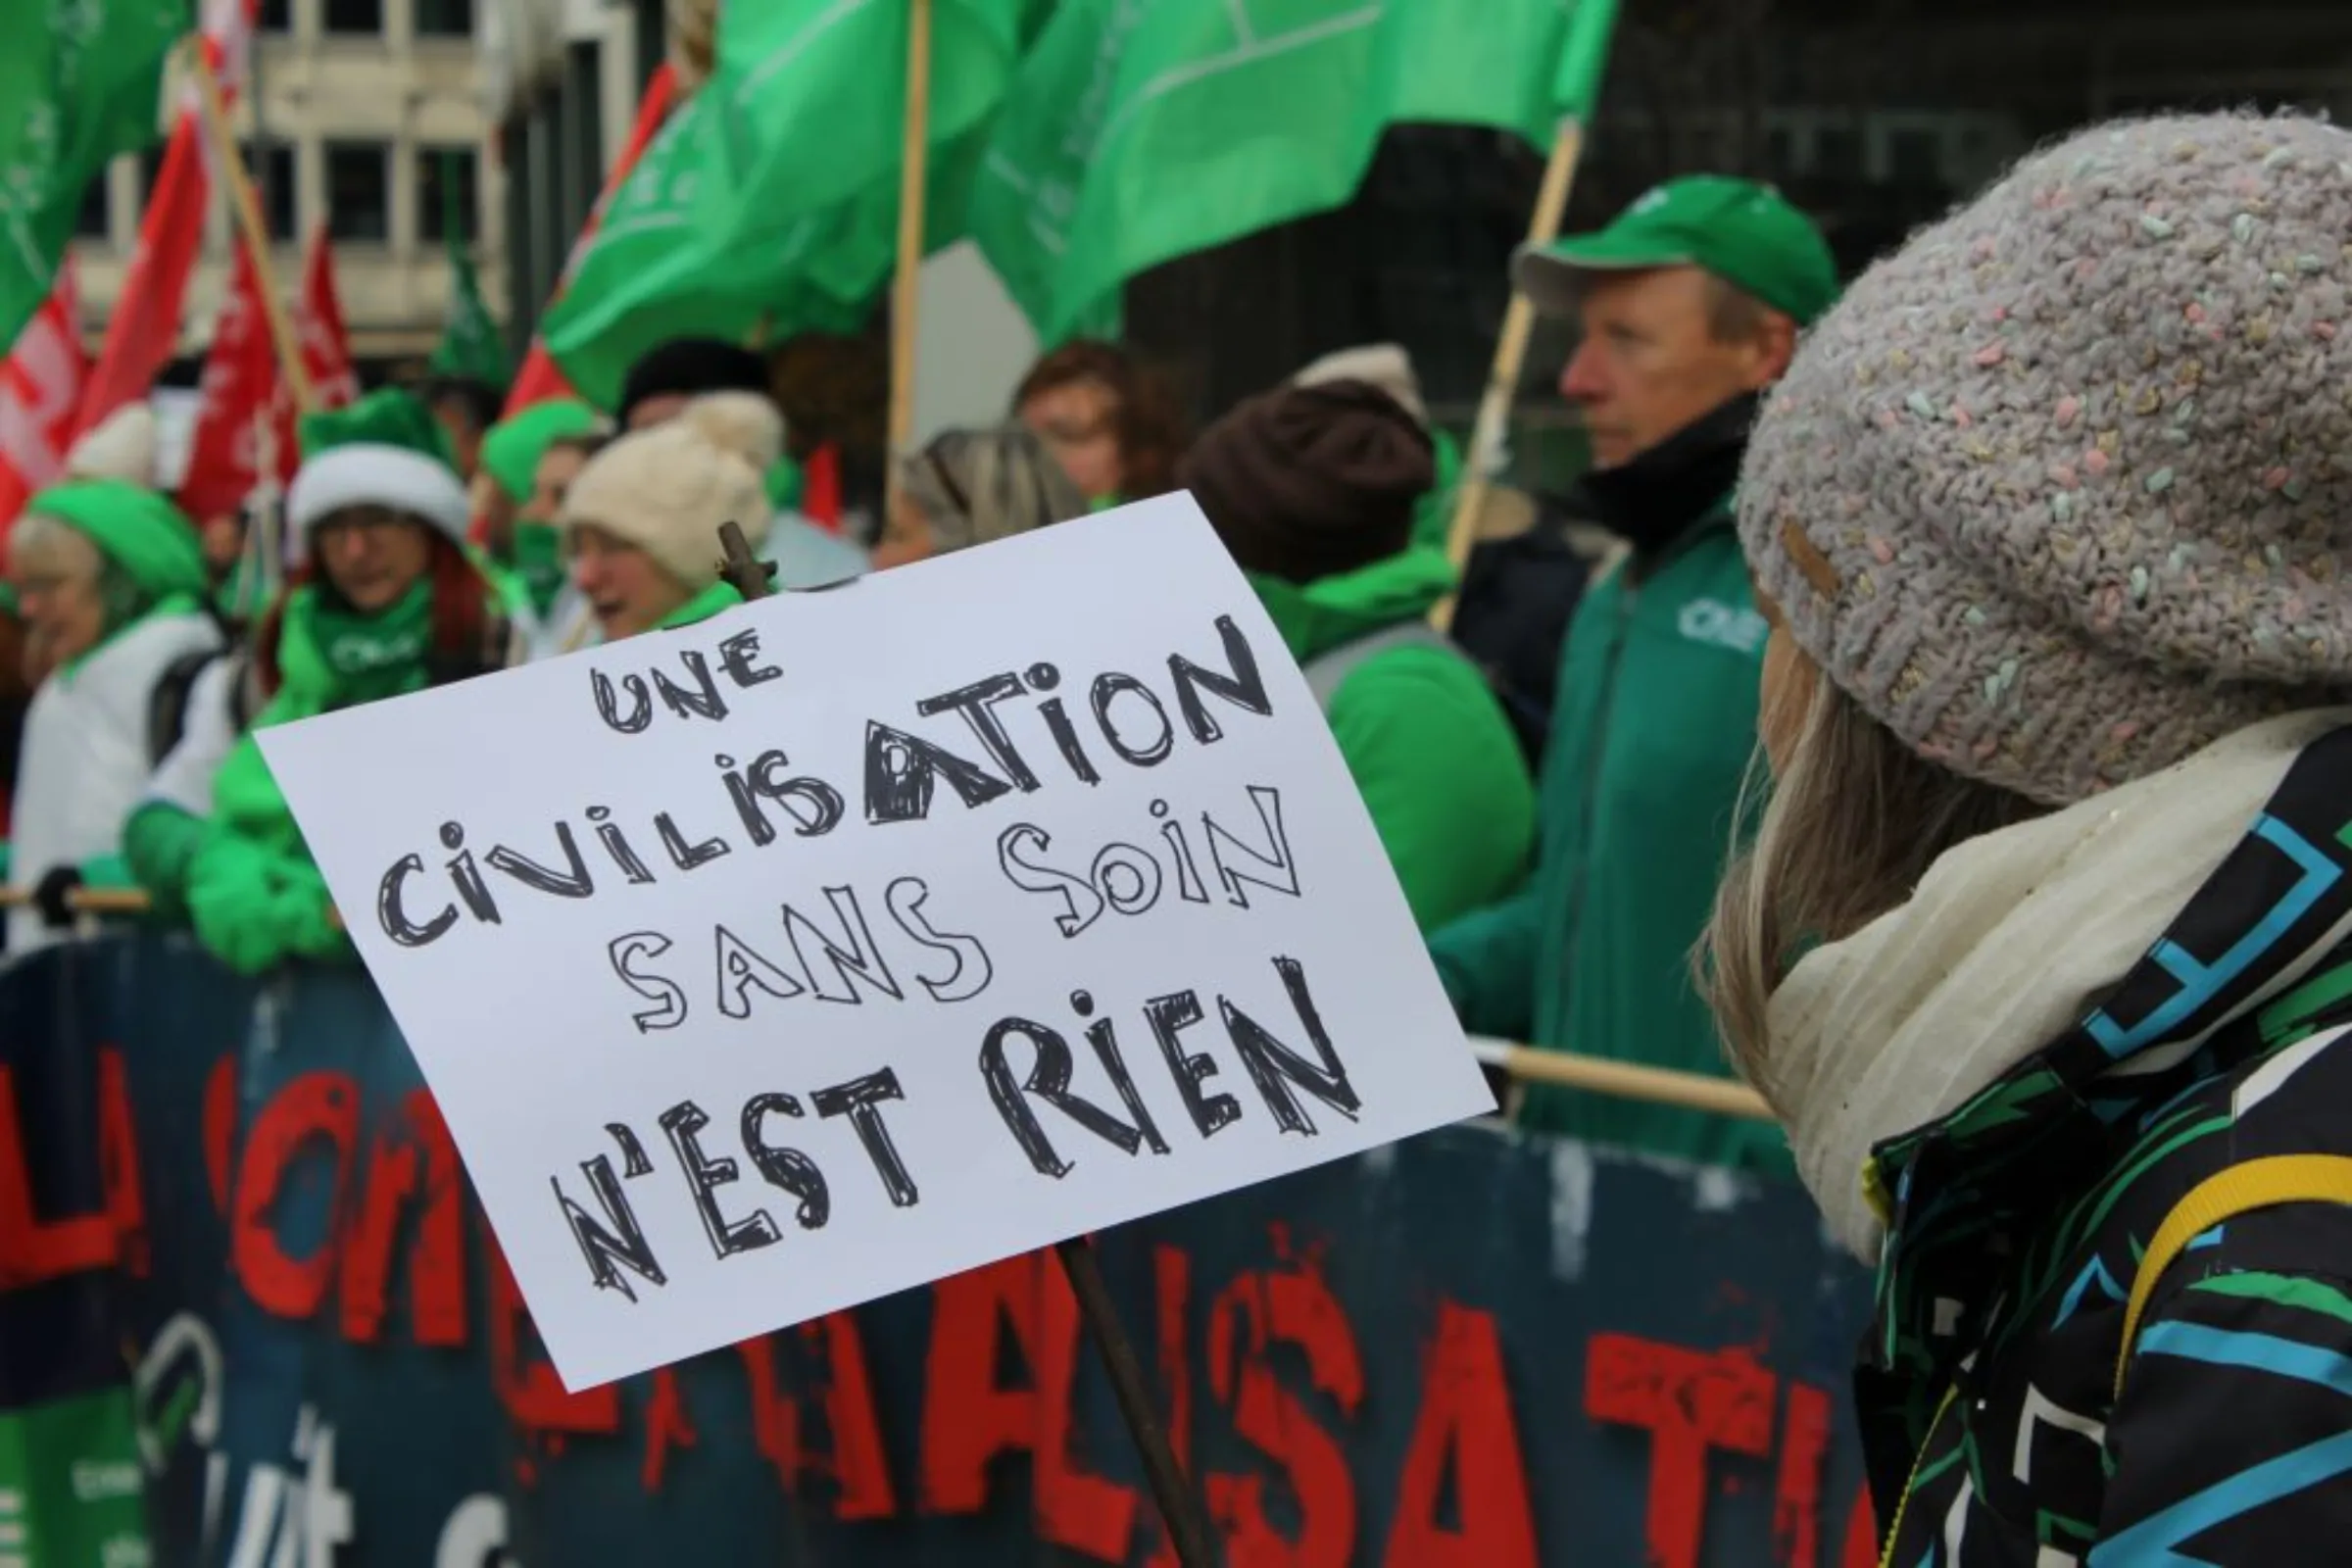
1740,113,2352,807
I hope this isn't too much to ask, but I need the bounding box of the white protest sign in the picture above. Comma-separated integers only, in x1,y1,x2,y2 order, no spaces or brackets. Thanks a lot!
257,496,1492,1391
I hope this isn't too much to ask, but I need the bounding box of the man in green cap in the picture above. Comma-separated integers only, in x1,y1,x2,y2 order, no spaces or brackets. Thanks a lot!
1428,174,1838,1173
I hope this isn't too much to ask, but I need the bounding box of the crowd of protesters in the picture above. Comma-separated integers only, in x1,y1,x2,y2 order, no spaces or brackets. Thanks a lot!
14,108,2352,1556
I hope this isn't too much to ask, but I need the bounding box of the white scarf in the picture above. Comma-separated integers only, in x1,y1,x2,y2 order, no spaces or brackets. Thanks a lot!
1769,710,2352,1263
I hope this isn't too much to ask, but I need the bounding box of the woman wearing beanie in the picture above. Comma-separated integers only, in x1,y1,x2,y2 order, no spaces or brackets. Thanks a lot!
870,423,1089,570
475,398,606,649
2,480,220,952
172,420,507,974
559,392,778,640
1181,379,1532,932
1709,115,2352,1559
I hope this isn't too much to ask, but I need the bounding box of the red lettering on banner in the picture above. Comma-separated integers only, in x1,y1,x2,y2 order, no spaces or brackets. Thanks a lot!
1586,1334,1777,1568
489,1234,620,1438
339,1090,466,1346
1841,1489,1877,1568
230,1071,359,1318
0,1065,116,1287
737,1317,898,1519
1141,1246,1197,1568
1774,1382,1833,1567
1380,1300,1537,1568
641,1368,696,1491
203,1051,237,1214
919,1255,1139,1561
95,1049,146,1276
1204,1263,1362,1566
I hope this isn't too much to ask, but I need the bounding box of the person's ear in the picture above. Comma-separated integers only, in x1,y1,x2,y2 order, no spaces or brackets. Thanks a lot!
1747,311,1800,389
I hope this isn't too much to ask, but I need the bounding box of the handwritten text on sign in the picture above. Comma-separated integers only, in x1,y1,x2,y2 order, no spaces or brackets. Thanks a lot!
258,498,1491,1390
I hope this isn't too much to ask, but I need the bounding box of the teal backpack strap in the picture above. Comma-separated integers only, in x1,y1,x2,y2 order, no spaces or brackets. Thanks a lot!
1298,620,1460,711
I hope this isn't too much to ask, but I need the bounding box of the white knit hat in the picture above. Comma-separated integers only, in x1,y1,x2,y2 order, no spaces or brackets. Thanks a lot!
559,392,778,593
64,403,160,486
285,443,473,558
1292,343,1428,429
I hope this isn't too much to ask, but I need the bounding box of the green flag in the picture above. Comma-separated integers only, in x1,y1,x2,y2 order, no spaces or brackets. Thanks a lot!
431,151,510,384
541,0,1032,412
971,0,1622,341
0,1,185,347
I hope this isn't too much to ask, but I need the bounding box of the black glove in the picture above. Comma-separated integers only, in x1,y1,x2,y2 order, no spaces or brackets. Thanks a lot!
31,863,83,929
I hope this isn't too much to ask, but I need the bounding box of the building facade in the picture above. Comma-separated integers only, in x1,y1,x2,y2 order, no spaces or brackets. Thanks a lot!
71,0,510,367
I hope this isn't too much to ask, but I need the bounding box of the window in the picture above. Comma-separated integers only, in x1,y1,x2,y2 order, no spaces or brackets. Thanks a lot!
1815,126,1862,180
1887,128,1942,189
416,146,479,245
415,0,473,37
74,172,109,239
322,0,382,33
256,0,289,28
324,141,390,242
241,143,298,242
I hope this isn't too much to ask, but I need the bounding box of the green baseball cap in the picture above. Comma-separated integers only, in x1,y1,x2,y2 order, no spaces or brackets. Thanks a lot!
1516,175,1840,327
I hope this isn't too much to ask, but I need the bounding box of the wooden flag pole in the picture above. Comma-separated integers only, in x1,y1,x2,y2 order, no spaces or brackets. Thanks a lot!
1430,121,1587,633
187,39,317,415
882,0,934,524
711,518,1224,1568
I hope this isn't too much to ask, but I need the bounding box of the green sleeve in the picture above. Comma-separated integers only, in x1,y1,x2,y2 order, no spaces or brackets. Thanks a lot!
0,842,11,883
122,802,208,923
1427,881,1543,1042
185,818,352,975
1324,654,1534,935
78,851,132,889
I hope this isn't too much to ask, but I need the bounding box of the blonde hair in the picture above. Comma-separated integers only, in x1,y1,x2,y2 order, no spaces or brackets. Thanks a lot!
897,424,1089,554
1702,677,2042,1101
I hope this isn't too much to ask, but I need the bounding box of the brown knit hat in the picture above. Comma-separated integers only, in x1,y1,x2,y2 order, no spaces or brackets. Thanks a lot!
1179,379,1435,583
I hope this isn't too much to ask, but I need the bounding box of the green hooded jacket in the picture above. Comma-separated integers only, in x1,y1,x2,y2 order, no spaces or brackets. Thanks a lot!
185,584,440,973
176,577,742,972
1252,548,1533,934
1426,505,1788,1172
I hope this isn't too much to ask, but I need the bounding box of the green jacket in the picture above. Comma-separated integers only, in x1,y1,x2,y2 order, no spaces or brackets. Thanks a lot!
1427,507,1788,1171
1252,549,1533,934
172,580,740,973
185,590,420,974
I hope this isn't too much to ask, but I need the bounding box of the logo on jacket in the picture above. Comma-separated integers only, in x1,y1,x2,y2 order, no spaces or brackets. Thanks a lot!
1678,598,1769,657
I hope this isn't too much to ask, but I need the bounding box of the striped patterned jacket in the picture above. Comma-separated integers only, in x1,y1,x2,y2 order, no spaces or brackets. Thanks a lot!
1862,723,2352,1565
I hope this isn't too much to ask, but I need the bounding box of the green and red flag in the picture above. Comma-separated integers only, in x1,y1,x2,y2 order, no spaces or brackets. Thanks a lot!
0,0,187,350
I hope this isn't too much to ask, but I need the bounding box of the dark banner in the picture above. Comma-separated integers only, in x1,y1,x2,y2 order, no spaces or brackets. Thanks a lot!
0,935,1879,1567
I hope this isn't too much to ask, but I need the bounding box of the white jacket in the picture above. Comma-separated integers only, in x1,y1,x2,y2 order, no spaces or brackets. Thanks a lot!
8,611,221,955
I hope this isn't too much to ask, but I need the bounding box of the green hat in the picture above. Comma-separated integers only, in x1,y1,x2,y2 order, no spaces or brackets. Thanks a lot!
299,387,459,472
24,480,208,602
479,399,603,505
1516,175,1839,327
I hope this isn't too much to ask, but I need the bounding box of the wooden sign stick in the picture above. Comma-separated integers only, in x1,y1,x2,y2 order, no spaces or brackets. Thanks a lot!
712,518,1224,1567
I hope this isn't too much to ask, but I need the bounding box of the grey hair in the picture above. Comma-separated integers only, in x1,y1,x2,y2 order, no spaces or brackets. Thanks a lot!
897,424,1090,555
1702,676,2043,1101
11,512,146,627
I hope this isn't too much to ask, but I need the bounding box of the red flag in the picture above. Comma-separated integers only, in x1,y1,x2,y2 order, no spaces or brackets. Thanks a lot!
297,223,358,409
177,245,281,524
502,64,678,416
0,263,88,534
75,0,259,435
179,225,356,524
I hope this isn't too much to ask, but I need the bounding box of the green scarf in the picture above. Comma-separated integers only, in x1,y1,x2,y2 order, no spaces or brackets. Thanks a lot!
513,523,567,618
284,583,433,715
660,579,744,630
